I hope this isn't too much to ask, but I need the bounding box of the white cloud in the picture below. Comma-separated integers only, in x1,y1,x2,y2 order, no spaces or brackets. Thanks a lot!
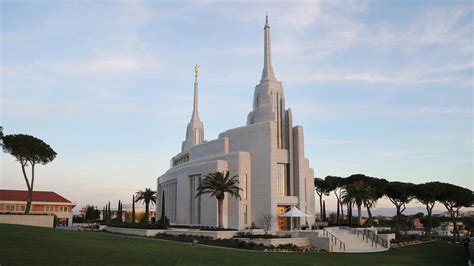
84,58,140,73
2,56,161,81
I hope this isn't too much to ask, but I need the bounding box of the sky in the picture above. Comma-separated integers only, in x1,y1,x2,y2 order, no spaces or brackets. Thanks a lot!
1,0,473,214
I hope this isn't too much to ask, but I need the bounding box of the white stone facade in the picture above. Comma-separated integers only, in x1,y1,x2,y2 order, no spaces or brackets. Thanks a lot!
157,15,315,230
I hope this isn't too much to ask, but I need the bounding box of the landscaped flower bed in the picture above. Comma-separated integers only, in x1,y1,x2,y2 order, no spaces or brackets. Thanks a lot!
155,233,315,252
107,220,166,229
234,232,291,239
170,224,237,231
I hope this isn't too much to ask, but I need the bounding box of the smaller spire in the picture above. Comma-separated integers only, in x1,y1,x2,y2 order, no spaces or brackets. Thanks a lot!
261,13,275,82
192,64,199,118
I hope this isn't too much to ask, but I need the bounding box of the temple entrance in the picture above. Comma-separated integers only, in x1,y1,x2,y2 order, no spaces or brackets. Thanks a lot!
277,206,288,231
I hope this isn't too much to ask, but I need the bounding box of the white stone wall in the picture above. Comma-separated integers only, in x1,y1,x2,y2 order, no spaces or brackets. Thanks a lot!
220,122,274,228
237,237,311,247
106,227,165,237
0,214,54,228
158,115,316,231
157,145,251,229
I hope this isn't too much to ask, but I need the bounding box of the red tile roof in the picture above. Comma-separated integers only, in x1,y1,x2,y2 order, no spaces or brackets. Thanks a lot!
0,189,72,203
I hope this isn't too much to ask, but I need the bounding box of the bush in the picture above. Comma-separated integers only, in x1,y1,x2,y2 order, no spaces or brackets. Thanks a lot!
235,232,291,239
157,216,169,229
199,227,237,231
72,216,84,223
108,220,167,229
168,224,237,231
377,229,395,234
154,233,307,251
250,222,257,229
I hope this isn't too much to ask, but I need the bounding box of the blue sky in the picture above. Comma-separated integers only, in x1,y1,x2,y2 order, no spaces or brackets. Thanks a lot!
1,0,472,213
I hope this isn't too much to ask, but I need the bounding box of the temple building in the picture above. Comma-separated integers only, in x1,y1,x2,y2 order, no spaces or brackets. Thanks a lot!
157,15,316,230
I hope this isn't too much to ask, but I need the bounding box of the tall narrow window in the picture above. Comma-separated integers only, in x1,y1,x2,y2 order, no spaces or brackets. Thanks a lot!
277,163,289,196
189,175,201,224
272,93,278,120
195,129,201,144
243,205,248,225
242,174,248,200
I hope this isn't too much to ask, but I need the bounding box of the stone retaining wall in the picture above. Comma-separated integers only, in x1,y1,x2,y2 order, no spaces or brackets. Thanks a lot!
164,229,238,239
106,227,165,237
236,237,310,247
0,214,54,228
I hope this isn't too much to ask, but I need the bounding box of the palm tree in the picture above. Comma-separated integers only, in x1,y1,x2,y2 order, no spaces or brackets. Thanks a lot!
342,180,370,226
196,171,242,228
135,188,157,223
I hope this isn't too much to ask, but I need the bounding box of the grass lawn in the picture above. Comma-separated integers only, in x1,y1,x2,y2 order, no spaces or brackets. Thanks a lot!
0,224,469,266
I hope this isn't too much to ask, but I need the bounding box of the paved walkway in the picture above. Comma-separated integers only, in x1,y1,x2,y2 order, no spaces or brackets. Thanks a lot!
325,227,388,253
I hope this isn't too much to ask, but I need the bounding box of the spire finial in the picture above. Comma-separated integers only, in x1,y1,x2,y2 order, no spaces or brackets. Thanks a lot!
194,64,199,78
193,64,199,118
261,13,275,82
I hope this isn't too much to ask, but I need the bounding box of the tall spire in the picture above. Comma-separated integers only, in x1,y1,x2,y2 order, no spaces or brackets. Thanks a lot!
182,64,205,151
261,13,276,82
192,64,199,118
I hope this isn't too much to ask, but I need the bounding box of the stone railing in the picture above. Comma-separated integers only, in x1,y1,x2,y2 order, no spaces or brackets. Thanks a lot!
350,228,388,248
322,229,346,252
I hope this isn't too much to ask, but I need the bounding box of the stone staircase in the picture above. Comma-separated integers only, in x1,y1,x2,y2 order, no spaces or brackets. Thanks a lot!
323,227,389,253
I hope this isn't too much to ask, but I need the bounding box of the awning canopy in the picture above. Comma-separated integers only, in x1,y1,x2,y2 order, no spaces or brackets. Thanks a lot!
278,206,311,217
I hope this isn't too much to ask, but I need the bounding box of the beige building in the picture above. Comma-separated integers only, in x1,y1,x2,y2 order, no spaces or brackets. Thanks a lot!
0,189,76,226
157,15,316,230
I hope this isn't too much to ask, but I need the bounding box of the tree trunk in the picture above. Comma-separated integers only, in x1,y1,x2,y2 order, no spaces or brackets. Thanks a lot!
132,195,136,224
20,161,32,214
323,200,326,222
426,205,432,240
25,189,33,214
145,201,149,223
347,202,352,226
319,195,323,221
450,211,458,242
336,201,340,225
340,201,344,224
396,205,401,238
357,203,362,226
217,199,224,228
367,205,372,227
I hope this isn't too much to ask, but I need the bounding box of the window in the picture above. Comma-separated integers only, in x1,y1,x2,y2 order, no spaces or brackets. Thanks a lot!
45,206,54,212
5,205,15,211
173,154,189,166
20,205,26,211
243,205,248,225
195,129,201,144
58,206,68,212
189,175,201,224
242,174,248,200
272,92,278,115
277,163,289,196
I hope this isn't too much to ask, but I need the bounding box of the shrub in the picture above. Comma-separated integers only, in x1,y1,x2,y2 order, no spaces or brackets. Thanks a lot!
250,222,257,229
108,220,166,229
157,216,169,229
235,232,291,239
168,224,237,231
154,233,306,251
